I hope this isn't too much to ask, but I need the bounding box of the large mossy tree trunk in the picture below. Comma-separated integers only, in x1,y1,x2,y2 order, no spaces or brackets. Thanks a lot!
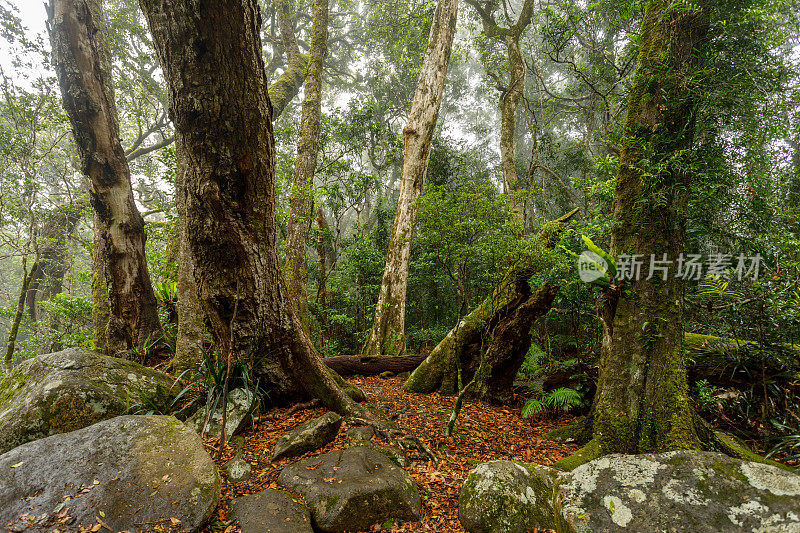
48,0,162,357
141,0,361,413
404,208,578,397
569,0,711,463
361,0,458,356
284,0,328,329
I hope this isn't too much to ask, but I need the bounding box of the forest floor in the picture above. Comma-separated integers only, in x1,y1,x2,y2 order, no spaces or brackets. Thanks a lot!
199,375,580,533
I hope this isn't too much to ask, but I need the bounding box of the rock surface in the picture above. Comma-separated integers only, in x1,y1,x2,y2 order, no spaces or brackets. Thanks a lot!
278,446,422,532
458,460,558,533
224,452,252,483
231,489,313,533
271,411,342,461
460,451,800,533
186,387,258,442
0,415,220,532
0,348,177,455
346,425,375,442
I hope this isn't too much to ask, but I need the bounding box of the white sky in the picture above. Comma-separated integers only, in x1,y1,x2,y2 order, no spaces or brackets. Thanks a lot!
0,1,49,75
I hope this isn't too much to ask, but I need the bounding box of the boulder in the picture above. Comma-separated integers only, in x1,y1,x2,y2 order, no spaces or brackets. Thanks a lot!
458,460,559,533
459,451,800,533
278,446,422,532
231,490,313,533
558,451,800,532
186,387,258,442
0,415,220,532
271,411,342,462
0,348,177,455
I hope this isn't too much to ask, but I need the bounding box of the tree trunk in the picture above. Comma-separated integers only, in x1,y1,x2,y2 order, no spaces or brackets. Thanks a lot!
466,0,534,227
268,0,309,119
25,198,87,322
284,0,328,329
48,0,162,357
404,208,579,395
499,34,527,225
585,0,711,458
172,138,207,375
324,354,427,377
362,0,459,356
4,262,37,365
140,0,361,413
471,283,559,403
91,213,109,352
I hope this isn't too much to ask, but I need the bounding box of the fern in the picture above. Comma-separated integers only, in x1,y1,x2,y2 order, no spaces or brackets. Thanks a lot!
521,387,585,418
698,277,740,299
522,398,546,418
547,387,583,410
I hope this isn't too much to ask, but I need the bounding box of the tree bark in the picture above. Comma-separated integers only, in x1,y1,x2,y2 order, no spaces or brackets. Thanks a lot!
268,0,309,119
362,0,459,356
172,138,207,375
48,0,162,356
284,0,328,329
584,0,711,458
324,353,427,377
404,208,579,395
140,0,361,413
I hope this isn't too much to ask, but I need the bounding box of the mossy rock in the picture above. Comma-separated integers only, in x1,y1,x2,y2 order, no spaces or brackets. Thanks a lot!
0,415,220,531
0,348,177,455
458,460,560,532
558,451,800,532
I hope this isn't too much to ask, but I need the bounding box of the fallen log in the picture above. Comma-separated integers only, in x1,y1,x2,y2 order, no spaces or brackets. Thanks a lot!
403,208,580,397
323,354,428,377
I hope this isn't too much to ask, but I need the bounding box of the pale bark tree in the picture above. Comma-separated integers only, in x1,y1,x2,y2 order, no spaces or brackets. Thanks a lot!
467,0,534,226
48,0,162,356
361,0,459,356
284,0,329,328
140,0,361,411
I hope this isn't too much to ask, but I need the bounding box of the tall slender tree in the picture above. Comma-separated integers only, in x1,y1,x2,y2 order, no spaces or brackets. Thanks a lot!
284,0,329,328
48,0,162,356
140,0,360,411
467,0,534,226
361,0,459,356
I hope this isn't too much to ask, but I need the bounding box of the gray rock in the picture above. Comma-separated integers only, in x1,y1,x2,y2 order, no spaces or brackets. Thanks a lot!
271,411,342,462
231,490,313,533
0,348,177,455
458,460,559,533
459,451,800,533
0,415,220,532
224,452,252,483
186,388,258,442
346,425,375,442
559,451,800,532
278,446,422,532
